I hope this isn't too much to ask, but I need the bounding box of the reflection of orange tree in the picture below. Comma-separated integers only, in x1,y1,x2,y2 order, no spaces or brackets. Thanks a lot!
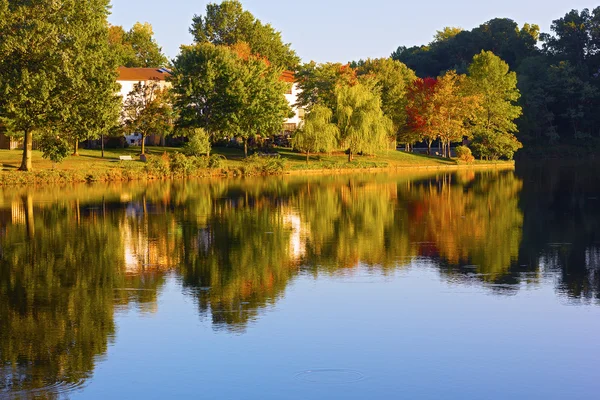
403,171,524,280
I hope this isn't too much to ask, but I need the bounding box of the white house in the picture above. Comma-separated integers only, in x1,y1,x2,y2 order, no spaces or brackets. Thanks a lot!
281,71,305,133
117,67,172,146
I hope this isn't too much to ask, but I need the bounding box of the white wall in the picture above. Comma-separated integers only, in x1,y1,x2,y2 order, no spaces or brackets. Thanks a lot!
284,83,304,128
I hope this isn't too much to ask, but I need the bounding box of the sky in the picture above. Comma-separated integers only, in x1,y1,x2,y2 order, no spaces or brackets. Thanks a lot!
109,0,600,63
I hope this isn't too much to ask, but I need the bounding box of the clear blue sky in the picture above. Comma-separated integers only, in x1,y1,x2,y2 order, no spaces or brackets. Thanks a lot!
109,0,600,63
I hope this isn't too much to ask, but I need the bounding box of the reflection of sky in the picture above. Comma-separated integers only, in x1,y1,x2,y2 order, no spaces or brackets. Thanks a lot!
78,264,600,400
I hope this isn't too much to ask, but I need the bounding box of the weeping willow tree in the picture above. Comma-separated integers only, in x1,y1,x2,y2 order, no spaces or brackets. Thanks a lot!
335,82,393,161
292,105,339,162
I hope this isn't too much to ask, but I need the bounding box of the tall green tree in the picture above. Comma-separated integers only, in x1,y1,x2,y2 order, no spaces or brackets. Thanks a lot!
172,43,290,157
467,51,523,159
108,22,168,67
190,0,299,70
292,105,339,162
335,82,393,161
0,0,120,171
356,58,417,140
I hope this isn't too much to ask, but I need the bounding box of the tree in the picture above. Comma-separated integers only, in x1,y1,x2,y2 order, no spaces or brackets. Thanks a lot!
122,80,173,155
172,43,290,157
108,22,168,67
0,0,120,171
431,71,481,157
295,62,358,112
292,105,339,162
183,128,212,157
335,82,393,161
38,132,70,166
433,27,463,43
405,77,438,154
356,58,417,141
190,0,299,70
467,51,523,159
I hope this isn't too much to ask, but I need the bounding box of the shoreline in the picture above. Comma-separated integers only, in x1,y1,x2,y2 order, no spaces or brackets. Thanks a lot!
0,161,515,187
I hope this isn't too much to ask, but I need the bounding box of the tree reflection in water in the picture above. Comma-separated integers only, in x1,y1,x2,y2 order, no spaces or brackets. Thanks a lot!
1,166,599,396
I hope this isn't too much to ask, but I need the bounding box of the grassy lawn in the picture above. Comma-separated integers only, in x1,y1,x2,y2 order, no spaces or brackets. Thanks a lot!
0,145,513,185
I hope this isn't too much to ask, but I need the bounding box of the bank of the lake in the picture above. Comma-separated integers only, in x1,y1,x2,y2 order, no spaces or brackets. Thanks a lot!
0,147,514,186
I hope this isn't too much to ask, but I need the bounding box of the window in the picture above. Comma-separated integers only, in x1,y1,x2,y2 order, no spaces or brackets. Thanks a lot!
283,123,297,132
285,84,293,95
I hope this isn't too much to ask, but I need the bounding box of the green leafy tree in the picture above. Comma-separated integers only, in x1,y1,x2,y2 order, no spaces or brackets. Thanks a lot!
183,128,212,157
295,62,358,112
122,80,173,155
0,0,119,170
356,58,417,140
109,22,168,67
335,82,393,161
190,0,299,70
467,51,523,159
172,43,290,157
292,105,339,162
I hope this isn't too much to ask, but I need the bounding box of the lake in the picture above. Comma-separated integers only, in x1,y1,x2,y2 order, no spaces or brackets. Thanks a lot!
1,164,599,399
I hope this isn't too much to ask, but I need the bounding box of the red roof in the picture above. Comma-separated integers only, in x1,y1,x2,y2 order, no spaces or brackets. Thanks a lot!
117,67,172,81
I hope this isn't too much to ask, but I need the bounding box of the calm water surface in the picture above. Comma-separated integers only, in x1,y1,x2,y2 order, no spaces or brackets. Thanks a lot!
1,165,599,399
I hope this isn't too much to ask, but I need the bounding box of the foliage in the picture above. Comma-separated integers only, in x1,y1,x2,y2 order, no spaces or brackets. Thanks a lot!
183,128,212,156
38,133,70,165
122,80,174,154
455,145,474,163
0,0,120,170
466,51,522,159
335,82,394,161
294,62,358,112
292,105,339,161
190,0,299,69
432,71,481,157
355,58,417,137
108,22,168,67
405,77,438,151
172,43,290,157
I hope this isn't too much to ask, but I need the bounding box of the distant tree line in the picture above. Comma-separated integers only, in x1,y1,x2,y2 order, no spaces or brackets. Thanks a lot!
392,9,600,146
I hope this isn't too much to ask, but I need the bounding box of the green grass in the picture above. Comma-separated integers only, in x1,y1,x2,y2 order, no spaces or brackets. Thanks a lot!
0,145,513,186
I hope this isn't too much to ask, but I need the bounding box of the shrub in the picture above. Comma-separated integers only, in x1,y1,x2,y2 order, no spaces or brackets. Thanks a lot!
183,128,211,156
208,154,226,169
169,152,195,176
455,145,475,163
145,155,170,178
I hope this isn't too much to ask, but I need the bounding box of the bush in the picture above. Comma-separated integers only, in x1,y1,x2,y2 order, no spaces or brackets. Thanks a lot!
208,154,226,169
38,134,70,165
183,128,211,156
169,152,195,176
455,145,475,163
145,155,170,178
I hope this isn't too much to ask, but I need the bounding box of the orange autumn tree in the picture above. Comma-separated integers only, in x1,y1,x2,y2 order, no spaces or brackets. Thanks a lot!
432,71,481,157
406,77,438,154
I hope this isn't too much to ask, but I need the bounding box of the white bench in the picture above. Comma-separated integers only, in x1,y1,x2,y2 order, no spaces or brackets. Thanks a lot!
119,155,133,161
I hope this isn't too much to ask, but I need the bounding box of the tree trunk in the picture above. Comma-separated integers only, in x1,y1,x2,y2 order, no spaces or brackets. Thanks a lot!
22,194,34,239
348,150,353,162
427,141,432,156
244,139,248,158
73,140,79,156
101,133,105,158
141,134,146,155
306,151,310,163
19,129,33,171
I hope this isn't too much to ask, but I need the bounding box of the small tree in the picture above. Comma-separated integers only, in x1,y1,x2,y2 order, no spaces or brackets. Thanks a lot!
335,82,393,162
292,105,338,162
405,77,438,154
122,80,173,155
183,128,212,156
